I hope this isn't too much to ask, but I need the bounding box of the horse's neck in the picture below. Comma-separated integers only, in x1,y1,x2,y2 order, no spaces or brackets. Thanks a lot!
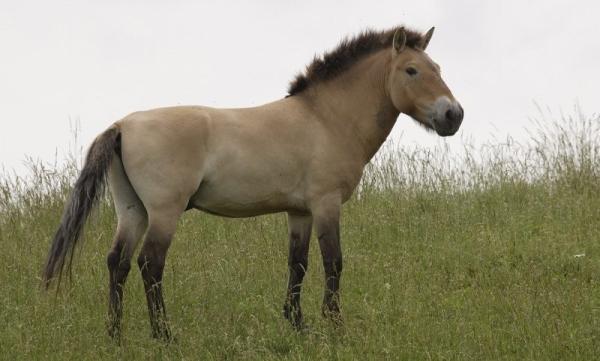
306,50,399,162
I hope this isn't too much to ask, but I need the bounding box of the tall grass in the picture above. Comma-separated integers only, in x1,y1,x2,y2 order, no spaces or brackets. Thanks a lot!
1,109,599,360
363,107,600,193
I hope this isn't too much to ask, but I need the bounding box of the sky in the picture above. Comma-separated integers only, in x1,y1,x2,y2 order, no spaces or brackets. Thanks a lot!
1,0,598,174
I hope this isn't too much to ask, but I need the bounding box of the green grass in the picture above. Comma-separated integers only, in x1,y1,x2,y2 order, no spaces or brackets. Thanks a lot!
1,110,600,360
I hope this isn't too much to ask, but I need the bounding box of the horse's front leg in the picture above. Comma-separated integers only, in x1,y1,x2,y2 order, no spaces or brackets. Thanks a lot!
312,193,343,324
283,212,312,329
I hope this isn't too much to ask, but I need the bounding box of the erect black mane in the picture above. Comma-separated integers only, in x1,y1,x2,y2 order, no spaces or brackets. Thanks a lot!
287,26,424,96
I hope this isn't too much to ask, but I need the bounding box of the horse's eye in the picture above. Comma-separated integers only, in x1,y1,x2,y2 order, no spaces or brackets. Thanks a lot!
406,67,418,76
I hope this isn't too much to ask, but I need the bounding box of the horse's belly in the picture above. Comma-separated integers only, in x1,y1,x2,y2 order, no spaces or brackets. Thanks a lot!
189,179,306,218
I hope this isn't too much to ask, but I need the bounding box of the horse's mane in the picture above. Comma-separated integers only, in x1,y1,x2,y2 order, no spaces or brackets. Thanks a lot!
287,26,424,96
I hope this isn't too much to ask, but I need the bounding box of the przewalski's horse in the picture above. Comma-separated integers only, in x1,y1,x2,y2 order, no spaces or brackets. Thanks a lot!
43,26,463,340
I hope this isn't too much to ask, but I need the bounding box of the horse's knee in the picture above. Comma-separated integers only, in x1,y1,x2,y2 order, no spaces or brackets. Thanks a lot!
107,249,131,279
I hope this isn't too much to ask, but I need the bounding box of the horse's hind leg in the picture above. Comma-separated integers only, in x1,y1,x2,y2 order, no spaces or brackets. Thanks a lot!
283,212,312,329
137,207,183,341
106,155,148,339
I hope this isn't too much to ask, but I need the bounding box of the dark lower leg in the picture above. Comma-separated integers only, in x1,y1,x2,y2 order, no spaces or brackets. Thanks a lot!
283,214,311,328
138,244,170,340
317,218,343,322
107,246,131,339
321,257,342,317
284,262,307,327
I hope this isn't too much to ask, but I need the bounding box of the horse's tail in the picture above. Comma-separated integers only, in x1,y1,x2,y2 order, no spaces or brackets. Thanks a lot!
42,124,121,289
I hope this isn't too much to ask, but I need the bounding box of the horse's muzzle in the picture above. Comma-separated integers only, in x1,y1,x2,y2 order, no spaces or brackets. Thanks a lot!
434,103,463,137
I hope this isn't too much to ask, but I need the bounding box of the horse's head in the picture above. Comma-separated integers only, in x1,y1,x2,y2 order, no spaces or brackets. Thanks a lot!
387,27,463,137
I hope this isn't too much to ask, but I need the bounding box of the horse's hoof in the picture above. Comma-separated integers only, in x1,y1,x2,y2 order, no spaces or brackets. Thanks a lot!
107,324,123,343
321,305,343,327
283,304,304,330
151,328,173,343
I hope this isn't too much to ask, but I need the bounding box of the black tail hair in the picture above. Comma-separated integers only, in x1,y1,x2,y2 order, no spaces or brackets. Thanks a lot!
43,125,121,289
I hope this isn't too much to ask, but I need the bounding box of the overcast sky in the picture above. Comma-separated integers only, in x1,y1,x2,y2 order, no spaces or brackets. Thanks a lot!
1,0,598,174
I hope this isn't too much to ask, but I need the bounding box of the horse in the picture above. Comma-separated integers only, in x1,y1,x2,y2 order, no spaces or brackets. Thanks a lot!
43,25,463,340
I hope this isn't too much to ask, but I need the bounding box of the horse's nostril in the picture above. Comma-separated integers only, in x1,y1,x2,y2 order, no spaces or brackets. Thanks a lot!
445,109,456,121
445,107,464,122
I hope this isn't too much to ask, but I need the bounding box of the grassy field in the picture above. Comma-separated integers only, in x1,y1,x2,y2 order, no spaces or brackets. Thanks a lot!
1,110,600,360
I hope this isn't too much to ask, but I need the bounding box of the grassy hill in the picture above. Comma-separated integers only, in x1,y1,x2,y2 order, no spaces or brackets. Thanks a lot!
1,111,599,360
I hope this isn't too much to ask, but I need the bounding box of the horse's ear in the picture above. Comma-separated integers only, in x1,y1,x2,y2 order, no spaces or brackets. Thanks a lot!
420,27,435,50
393,28,407,53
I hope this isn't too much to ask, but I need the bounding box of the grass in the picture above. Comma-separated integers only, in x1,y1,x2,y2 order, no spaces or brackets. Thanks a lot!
1,108,600,360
